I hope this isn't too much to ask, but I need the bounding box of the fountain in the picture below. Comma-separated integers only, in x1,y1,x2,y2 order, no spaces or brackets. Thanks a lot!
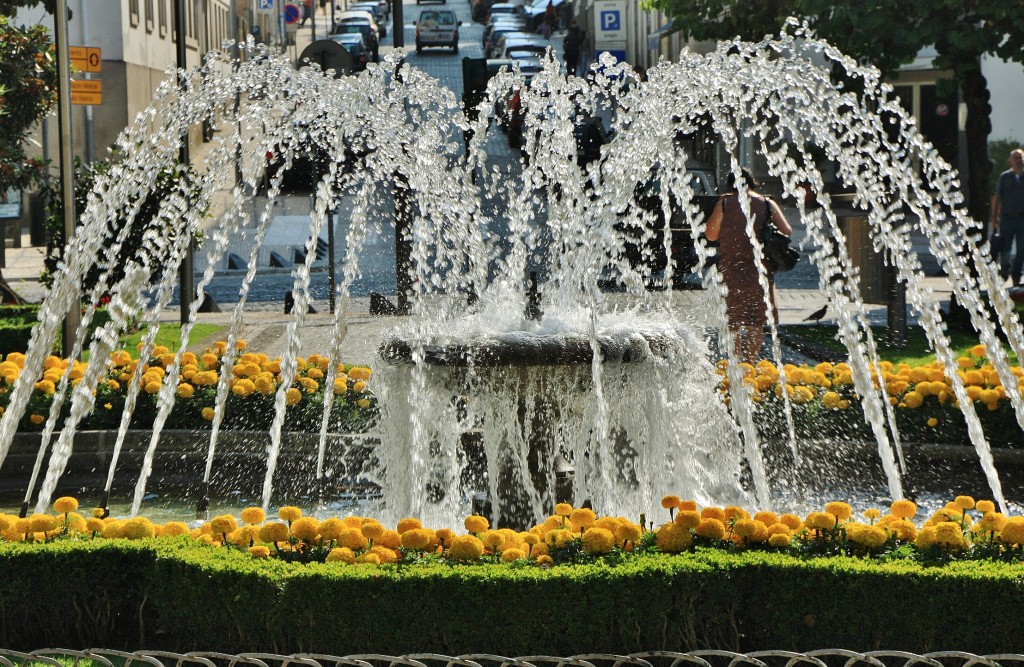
1,23,1023,526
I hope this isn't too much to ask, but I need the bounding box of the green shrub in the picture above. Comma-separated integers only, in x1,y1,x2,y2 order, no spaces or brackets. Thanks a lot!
1,540,1023,654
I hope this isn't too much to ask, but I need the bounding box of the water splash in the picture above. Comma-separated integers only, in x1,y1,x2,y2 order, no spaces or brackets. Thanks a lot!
0,29,1020,524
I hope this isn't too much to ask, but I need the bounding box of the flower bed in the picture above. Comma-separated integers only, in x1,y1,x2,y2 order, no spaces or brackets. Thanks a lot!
720,346,1024,447
0,340,378,433
2,494,1024,654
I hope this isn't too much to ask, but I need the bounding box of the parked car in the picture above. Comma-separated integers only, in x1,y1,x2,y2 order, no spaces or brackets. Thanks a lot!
415,9,460,53
329,33,371,72
483,21,528,54
348,1,387,32
345,4,386,37
332,14,380,61
492,34,549,60
486,2,523,21
482,17,526,47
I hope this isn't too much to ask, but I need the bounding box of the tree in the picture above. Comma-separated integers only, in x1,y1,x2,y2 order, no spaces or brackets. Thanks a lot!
645,0,1024,226
0,13,58,302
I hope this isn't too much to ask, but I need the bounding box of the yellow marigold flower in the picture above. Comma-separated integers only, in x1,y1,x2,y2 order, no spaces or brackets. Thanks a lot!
29,413,46,425
85,517,105,534
544,528,574,548
333,378,348,394
701,506,726,522
106,379,121,391
954,495,976,511
314,517,343,542
53,496,78,514
822,391,842,408
481,530,505,550
805,512,837,531
733,518,758,538
210,514,238,535
241,507,266,525
535,554,554,566
290,517,320,542
285,387,302,406
848,523,888,549
449,534,485,561
934,522,967,549
327,547,356,563
674,510,701,530
33,379,56,395
396,517,422,534
615,522,643,545
305,367,324,380
339,527,368,550
554,502,573,516
695,518,727,540
162,521,190,537
249,545,270,558
581,527,616,554
200,407,215,421
499,547,524,562
978,512,1006,533
863,508,881,522
361,520,385,541
976,499,996,514
29,513,58,533
401,528,433,551
356,398,371,409
569,507,597,532
435,528,456,548
464,514,489,533
356,552,381,565
255,376,276,395
999,517,1024,545
278,506,302,522
661,495,681,509
123,517,156,540
970,344,987,358
259,522,289,543
891,499,917,519
176,383,194,399
348,367,372,381
824,501,853,522
902,391,924,409
656,522,694,552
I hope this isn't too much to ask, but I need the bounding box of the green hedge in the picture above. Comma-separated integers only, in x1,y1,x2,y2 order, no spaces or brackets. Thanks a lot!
2,540,1023,653
0,304,116,356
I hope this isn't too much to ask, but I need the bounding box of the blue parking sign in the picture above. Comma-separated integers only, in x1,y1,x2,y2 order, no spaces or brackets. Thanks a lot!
600,9,620,31
257,0,273,9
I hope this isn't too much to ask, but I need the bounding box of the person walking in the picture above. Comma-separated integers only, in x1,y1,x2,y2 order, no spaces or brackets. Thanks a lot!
538,17,552,40
563,20,582,75
704,169,793,363
993,148,1024,286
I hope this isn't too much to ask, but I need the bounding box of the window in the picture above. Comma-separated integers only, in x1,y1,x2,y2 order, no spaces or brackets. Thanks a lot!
159,0,168,37
129,0,140,27
146,0,154,32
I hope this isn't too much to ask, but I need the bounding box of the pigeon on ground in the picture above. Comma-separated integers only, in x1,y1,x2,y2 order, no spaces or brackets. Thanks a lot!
803,304,828,324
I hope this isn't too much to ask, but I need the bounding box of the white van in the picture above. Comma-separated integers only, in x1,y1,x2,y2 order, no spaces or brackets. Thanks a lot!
415,9,461,53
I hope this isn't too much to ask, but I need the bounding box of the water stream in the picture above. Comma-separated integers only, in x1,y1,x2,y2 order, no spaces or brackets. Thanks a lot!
1,26,1022,525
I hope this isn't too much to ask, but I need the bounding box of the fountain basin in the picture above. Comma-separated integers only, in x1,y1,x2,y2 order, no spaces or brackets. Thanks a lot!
379,331,682,366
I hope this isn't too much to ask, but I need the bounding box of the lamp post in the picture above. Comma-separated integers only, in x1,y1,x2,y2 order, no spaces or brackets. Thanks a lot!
176,0,194,324
54,0,80,359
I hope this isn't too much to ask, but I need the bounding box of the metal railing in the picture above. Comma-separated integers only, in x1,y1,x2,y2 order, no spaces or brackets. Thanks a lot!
2,650,1022,667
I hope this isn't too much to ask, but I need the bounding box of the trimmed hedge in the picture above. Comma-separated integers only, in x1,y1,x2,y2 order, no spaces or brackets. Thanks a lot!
2,540,1023,653
0,304,115,356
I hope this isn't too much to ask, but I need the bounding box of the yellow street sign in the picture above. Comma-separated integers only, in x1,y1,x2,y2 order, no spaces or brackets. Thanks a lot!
71,79,103,105
69,46,102,73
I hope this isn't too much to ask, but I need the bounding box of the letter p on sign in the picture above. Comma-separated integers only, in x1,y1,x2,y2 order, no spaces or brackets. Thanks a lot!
601,9,620,31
